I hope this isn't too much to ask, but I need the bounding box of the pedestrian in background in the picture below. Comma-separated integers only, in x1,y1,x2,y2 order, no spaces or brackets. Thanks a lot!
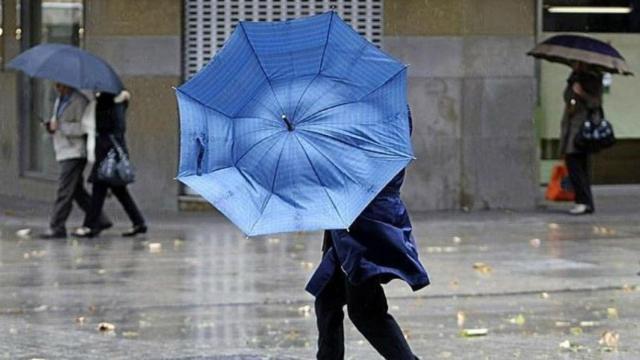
39,83,111,239
559,61,603,215
74,90,147,238
306,109,428,360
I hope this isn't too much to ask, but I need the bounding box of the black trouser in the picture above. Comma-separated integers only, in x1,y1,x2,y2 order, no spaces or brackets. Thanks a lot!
566,153,594,210
50,158,109,233
315,267,417,360
83,182,145,229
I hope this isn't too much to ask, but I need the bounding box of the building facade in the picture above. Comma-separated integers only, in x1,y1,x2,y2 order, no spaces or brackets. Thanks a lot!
1,1,546,213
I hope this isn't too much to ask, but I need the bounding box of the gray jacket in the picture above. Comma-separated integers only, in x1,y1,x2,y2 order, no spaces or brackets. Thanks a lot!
559,71,603,155
50,91,89,161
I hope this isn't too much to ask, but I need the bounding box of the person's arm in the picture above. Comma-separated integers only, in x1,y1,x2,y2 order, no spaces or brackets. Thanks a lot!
572,82,601,109
57,98,87,137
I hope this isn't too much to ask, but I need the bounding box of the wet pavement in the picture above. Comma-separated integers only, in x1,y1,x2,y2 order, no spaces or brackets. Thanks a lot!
1,187,639,359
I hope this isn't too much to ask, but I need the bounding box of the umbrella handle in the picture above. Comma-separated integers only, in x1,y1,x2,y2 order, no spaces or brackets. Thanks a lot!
281,115,294,131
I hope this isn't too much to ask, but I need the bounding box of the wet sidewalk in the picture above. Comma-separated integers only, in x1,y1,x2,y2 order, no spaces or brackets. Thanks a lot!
1,187,639,359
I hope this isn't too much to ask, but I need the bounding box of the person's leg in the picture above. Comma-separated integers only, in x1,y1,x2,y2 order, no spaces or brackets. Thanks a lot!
566,153,594,211
83,182,109,229
583,153,595,210
346,277,417,360
109,186,146,226
71,162,112,228
49,159,85,235
315,269,347,360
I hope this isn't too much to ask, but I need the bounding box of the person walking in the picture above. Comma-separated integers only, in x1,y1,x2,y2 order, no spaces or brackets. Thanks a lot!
73,90,147,238
39,83,111,239
559,61,603,215
306,110,429,360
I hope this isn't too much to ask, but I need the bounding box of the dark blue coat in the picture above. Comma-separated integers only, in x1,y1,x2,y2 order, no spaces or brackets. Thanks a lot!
305,168,430,296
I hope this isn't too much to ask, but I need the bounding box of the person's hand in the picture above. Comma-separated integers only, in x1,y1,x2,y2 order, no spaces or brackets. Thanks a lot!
571,82,584,96
46,121,58,134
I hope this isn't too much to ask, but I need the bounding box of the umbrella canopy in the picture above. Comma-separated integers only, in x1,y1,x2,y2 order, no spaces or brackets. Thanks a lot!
8,43,124,93
527,34,633,76
176,12,413,236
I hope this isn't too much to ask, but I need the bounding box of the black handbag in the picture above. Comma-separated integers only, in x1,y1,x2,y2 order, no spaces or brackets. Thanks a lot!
574,107,616,153
97,135,135,186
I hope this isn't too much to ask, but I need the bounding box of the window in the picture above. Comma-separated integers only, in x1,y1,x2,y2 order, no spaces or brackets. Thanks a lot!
183,0,384,79
543,0,640,33
20,0,84,177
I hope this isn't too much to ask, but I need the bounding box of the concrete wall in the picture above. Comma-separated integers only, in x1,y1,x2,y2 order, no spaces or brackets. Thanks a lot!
383,0,539,211
0,0,181,211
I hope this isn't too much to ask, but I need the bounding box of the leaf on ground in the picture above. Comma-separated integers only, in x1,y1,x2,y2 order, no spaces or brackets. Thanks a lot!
461,328,488,337
75,316,86,325
579,321,598,327
555,321,571,327
457,311,466,327
16,228,32,238
570,327,583,335
540,292,550,299
509,314,526,326
529,238,541,248
148,243,162,253
473,262,492,274
122,331,139,338
559,340,586,352
607,308,619,319
97,322,116,332
599,331,620,351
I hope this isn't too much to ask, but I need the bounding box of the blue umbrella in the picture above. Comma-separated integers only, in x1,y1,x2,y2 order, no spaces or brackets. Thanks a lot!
528,34,633,76
176,12,413,236
8,43,124,93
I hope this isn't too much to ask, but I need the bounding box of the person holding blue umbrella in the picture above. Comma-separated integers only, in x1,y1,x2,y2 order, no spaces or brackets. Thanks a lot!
175,12,429,358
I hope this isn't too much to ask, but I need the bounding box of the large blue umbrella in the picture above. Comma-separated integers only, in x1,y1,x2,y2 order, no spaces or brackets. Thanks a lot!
8,43,124,93
176,12,413,236
528,34,633,76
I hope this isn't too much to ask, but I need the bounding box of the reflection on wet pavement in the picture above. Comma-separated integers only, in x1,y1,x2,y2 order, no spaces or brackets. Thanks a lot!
1,210,639,359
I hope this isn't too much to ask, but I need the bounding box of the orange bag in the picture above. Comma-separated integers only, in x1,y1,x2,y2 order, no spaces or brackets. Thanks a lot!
545,163,575,201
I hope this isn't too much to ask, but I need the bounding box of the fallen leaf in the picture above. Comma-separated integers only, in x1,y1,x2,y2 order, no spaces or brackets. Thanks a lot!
472,262,492,274
148,243,162,253
599,330,619,350
509,314,526,326
33,305,48,312
16,228,31,238
555,321,571,327
300,261,314,270
529,238,541,248
607,308,618,319
173,238,184,248
580,321,597,327
570,327,583,335
75,316,86,325
622,284,637,292
97,269,106,275
540,292,550,299
122,331,139,338
548,223,560,230
267,237,280,244
457,311,465,327
461,328,488,337
97,322,115,332
452,236,462,244
297,305,312,317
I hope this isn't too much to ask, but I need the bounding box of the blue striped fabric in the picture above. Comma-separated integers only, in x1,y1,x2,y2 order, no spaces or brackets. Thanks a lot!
176,12,413,236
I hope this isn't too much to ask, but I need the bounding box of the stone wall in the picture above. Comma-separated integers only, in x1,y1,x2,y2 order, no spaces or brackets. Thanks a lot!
383,0,539,210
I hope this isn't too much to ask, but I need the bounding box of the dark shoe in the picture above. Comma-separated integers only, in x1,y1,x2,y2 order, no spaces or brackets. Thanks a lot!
39,230,67,239
72,227,101,238
122,224,147,237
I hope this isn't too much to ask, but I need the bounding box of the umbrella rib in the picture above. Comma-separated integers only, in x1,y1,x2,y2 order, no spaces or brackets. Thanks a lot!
238,23,286,116
234,130,285,165
296,133,361,186
290,12,335,122
296,66,407,128
247,136,289,234
293,135,349,229
176,88,233,119
293,41,370,123
299,127,413,159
